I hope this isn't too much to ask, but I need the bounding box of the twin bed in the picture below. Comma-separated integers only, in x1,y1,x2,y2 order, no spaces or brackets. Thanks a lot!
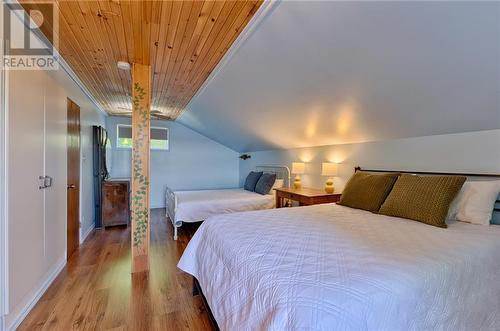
176,167,500,330
166,165,290,240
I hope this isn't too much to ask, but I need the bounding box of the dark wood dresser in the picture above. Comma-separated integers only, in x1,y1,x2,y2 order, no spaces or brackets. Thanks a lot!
102,180,130,228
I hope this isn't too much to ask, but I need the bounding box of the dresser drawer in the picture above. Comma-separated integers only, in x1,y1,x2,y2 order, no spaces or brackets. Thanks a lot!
102,181,130,227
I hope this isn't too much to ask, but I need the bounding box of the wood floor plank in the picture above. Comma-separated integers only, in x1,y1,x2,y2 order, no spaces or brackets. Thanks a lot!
18,209,211,331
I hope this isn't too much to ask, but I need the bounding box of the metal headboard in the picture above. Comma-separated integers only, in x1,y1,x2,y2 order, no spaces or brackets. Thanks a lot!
255,165,291,188
354,166,500,178
355,166,500,225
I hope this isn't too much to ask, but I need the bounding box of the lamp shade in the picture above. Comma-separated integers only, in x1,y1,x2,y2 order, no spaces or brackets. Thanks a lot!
291,162,305,174
321,162,338,176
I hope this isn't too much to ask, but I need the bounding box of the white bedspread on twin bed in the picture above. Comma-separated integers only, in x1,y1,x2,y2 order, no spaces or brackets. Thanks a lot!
167,188,274,226
178,203,500,331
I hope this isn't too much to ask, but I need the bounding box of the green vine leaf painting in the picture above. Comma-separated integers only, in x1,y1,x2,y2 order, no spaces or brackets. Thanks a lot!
132,82,149,248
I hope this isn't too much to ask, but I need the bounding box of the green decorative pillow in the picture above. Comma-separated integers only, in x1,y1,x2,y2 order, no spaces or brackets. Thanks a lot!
379,174,466,228
338,171,400,212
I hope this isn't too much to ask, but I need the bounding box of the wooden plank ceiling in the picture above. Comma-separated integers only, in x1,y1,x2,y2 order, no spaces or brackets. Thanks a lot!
22,0,263,119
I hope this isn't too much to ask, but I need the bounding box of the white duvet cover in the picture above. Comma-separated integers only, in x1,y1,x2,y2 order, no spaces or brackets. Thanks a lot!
167,188,274,226
178,204,500,331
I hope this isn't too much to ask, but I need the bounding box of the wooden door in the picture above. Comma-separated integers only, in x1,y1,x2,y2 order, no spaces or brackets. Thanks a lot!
67,99,80,259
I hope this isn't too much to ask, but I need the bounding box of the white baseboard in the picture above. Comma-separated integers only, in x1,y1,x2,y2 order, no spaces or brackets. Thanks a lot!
6,256,66,331
79,223,95,244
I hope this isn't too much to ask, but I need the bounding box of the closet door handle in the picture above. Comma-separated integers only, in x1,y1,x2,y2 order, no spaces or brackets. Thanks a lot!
44,176,53,188
39,176,46,189
67,184,76,189
39,176,54,189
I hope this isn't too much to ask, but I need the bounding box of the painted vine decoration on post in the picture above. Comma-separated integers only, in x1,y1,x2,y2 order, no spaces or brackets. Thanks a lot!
132,82,149,248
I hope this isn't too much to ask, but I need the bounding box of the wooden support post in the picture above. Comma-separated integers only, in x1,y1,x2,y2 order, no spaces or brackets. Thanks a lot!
131,63,151,273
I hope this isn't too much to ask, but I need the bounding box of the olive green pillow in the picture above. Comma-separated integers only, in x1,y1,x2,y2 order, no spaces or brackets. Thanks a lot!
379,174,466,228
338,171,400,212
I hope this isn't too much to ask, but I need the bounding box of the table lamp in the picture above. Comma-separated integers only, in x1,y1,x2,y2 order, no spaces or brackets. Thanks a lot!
322,162,338,193
291,162,305,189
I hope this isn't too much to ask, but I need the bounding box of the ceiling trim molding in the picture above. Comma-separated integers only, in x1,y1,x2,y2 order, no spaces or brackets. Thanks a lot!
56,52,108,117
56,50,109,116
7,1,108,117
178,0,282,121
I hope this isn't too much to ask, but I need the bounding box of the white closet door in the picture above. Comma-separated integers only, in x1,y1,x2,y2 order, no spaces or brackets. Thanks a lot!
43,77,67,269
8,70,46,309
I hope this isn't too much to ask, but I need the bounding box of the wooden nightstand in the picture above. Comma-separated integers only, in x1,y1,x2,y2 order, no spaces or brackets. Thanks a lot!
274,187,341,208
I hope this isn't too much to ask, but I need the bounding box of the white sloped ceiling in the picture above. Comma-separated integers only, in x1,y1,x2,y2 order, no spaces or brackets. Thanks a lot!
178,1,500,152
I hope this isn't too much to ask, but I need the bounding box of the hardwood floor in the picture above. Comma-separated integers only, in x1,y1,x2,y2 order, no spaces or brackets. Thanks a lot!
18,209,212,331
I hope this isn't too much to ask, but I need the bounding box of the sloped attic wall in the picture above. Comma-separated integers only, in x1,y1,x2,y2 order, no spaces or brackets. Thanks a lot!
238,130,500,190
179,1,499,152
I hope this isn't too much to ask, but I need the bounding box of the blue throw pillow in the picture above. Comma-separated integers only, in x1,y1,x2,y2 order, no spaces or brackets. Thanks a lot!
244,171,263,191
255,173,277,195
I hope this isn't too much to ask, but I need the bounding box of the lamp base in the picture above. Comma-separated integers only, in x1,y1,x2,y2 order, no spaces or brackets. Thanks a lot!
324,178,334,194
294,175,302,189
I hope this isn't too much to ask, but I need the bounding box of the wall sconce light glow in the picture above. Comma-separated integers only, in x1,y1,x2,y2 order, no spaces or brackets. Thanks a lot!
305,120,317,138
337,118,350,134
335,103,355,135
326,151,346,164
299,149,315,163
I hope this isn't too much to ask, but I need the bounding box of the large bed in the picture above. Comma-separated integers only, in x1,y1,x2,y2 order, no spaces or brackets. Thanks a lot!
166,165,290,240
178,170,500,330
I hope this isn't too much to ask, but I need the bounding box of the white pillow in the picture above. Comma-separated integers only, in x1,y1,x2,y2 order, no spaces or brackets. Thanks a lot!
268,178,284,194
448,181,500,225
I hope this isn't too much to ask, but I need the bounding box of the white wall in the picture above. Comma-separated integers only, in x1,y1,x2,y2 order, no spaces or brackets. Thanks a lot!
239,130,500,191
0,5,7,329
6,69,65,331
4,68,105,330
106,116,239,208
42,66,106,243
181,1,500,152
2,9,106,330
45,72,106,242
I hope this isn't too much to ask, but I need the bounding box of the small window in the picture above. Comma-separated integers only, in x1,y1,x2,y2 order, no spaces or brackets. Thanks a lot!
116,124,169,151
150,127,169,150
117,125,133,148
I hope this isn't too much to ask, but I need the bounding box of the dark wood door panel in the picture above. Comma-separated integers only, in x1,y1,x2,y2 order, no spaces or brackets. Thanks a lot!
67,99,80,259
